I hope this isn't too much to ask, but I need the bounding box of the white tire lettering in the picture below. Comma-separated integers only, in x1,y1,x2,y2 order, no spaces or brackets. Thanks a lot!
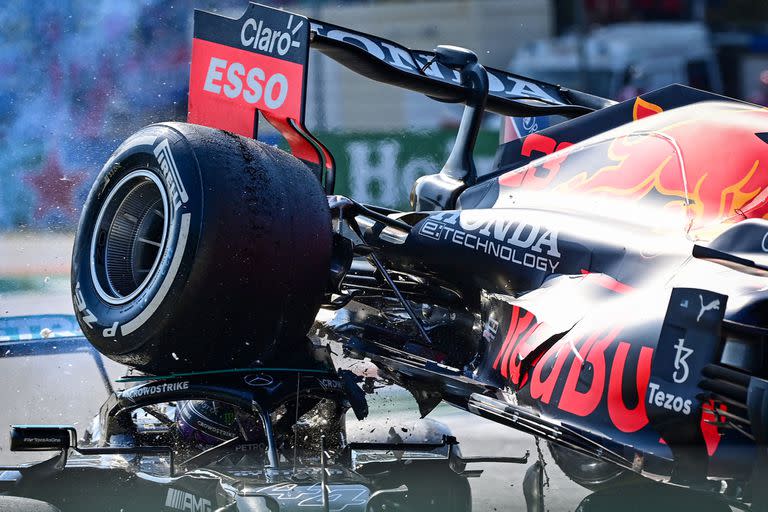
103,322,119,338
74,283,97,328
154,139,189,206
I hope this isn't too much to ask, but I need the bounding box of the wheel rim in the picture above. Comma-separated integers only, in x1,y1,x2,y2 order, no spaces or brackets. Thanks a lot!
90,170,170,305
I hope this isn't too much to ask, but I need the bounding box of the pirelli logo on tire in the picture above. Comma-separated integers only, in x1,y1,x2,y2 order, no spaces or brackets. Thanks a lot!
154,139,189,210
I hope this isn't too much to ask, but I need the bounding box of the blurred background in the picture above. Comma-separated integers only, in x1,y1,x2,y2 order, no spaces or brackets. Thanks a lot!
0,1,767,507
3,0,768,234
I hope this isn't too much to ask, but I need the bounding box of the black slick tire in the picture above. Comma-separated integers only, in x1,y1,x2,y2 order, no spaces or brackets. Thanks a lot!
71,122,331,373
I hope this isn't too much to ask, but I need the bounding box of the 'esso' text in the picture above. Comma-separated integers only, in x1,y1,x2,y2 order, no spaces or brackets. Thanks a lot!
202,57,288,109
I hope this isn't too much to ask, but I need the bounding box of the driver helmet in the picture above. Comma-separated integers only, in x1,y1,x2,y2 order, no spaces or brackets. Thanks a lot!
176,400,261,445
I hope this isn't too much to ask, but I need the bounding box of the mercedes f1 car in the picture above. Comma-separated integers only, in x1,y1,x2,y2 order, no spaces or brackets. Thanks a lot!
1,317,492,512
10,2,768,510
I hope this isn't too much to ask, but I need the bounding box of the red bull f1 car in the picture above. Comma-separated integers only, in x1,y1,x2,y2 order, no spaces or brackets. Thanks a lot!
6,2,768,511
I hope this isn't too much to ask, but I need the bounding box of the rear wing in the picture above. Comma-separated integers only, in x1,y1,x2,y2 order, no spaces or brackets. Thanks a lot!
188,3,614,192
309,23,613,117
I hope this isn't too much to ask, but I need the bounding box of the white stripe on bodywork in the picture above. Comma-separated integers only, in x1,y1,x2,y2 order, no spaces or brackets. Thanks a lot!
121,213,191,336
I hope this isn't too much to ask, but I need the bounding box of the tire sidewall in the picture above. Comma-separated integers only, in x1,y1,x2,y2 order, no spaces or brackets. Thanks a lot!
71,124,201,356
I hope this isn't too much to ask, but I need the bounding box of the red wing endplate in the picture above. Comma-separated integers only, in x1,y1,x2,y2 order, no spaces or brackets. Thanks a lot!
189,3,333,184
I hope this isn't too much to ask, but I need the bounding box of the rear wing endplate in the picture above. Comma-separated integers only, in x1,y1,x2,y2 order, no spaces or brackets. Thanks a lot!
188,3,613,192
190,3,334,187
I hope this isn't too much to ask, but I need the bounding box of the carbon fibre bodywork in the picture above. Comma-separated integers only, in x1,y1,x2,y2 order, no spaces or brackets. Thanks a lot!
38,2,768,509
327,86,768,508
0,334,476,512
178,3,768,504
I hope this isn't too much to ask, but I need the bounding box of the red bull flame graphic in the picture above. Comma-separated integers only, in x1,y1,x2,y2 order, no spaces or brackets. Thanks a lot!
498,102,768,232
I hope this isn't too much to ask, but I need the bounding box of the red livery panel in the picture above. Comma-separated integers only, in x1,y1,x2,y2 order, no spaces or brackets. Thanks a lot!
188,38,304,138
